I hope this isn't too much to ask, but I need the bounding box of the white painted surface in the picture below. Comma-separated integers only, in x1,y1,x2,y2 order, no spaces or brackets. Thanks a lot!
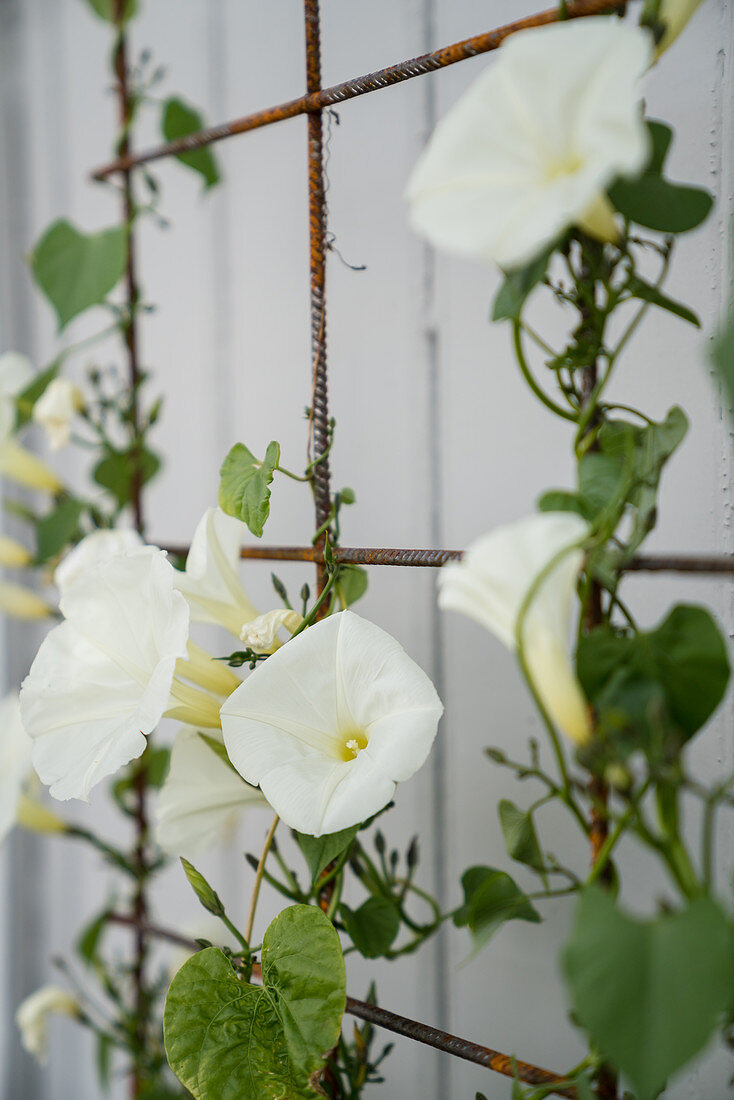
0,1,732,1097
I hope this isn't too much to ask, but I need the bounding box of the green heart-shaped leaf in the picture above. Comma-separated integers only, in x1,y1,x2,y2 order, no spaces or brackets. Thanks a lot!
31,220,127,331
218,440,280,537
564,889,734,1100
164,904,346,1099
161,98,221,190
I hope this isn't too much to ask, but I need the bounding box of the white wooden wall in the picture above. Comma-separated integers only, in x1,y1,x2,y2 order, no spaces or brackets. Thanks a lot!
0,1,732,1097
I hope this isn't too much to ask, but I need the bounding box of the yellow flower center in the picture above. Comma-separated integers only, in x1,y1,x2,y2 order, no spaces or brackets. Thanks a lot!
340,729,368,761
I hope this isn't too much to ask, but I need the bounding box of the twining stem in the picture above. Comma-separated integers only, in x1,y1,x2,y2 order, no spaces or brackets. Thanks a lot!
245,814,280,945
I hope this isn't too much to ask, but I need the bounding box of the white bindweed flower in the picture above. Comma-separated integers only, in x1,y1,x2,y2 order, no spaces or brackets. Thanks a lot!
54,527,144,593
32,377,83,450
0,692,33,843
655,0,705,54
439,513,591,744
406,18,651,269
175,508,259,639
16,985,80,1064
20,548,199,801
221,610,443,836
239,608,304,653
156,727,269,857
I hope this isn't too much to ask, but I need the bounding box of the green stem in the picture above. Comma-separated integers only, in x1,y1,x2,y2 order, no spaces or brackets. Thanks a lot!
276,464,311,483
245,814,280,945
512,321,578,422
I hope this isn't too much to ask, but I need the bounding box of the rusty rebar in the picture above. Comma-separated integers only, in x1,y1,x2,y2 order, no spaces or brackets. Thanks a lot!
91,0,632,180
109,914,576,1097
304,0,332,605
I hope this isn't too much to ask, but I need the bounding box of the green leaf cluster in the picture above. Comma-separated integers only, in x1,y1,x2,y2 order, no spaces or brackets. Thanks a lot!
578,604,730,763
164,906,346,1100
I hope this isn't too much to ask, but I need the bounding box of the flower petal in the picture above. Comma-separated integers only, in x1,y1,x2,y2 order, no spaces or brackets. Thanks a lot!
54,528,144,593
175,507,258,637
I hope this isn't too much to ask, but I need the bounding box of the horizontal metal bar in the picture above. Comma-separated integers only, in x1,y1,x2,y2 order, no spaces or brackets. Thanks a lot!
91,0,630,179
161,543,734,574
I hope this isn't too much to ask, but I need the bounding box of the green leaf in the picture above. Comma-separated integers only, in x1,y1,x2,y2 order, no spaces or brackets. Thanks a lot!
335,564,368,609
564,888,734,1100
164,906,346,1100
76,908,110,966
341,897,400,958
96,1032,113,1092
646,119,673,175
498,800,545,874
161,98,220,191
578,604,730,758
609,174,713,234
83,0,138,22
218,441,280,537
93,447,161,507
16,362,59,428
296,824,359,884
536,490,589,518
453,866,540,957
712,296,734,419
31,220,127,330
180,858,224,917
492,249,550,322
36,498,85,563
625,275,700,328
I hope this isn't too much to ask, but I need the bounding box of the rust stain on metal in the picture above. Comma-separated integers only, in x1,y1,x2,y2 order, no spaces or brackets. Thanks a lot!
91,0,632,180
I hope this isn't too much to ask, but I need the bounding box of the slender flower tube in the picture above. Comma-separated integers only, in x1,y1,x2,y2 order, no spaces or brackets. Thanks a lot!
156,727,269,856
0,579,53,620
438,513,591,744
32,377,83,450
16,985,81,1064
654,0,705,54
175,507,259,640
406,18,651,269
221,610,443,836
0,439,63,492
20,548,192,800
0,534,32,567
239,608,304,653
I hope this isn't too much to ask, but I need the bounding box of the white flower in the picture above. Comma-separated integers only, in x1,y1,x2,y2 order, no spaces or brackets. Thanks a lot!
0,351,33,444
0,692,33,843
239,608,303,653
655,0,704,54
156,727,269,856
221,610,443,836
175,508,259,639
16,985,80,1064
20,547,193,801
32,377,83,450
54,527,143,593
406,18,651,269
439,513,591,744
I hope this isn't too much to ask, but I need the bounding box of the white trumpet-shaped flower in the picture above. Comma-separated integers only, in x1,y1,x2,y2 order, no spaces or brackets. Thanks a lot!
156,727,269,857
54,527,143,593
32,377,83,450
0,692,33,843
16,985,81,1064
439,513,591,744
406,18,651,269
655,0,704,54
239,608,304,653
175,508,258,639
20,548,191,801
221,610,443,836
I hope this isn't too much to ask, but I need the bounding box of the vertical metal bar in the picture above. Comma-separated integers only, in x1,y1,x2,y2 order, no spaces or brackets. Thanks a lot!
304,0,332,602
112,8,149,1097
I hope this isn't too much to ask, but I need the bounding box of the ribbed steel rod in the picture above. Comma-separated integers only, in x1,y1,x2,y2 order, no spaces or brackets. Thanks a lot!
91,0,631,180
